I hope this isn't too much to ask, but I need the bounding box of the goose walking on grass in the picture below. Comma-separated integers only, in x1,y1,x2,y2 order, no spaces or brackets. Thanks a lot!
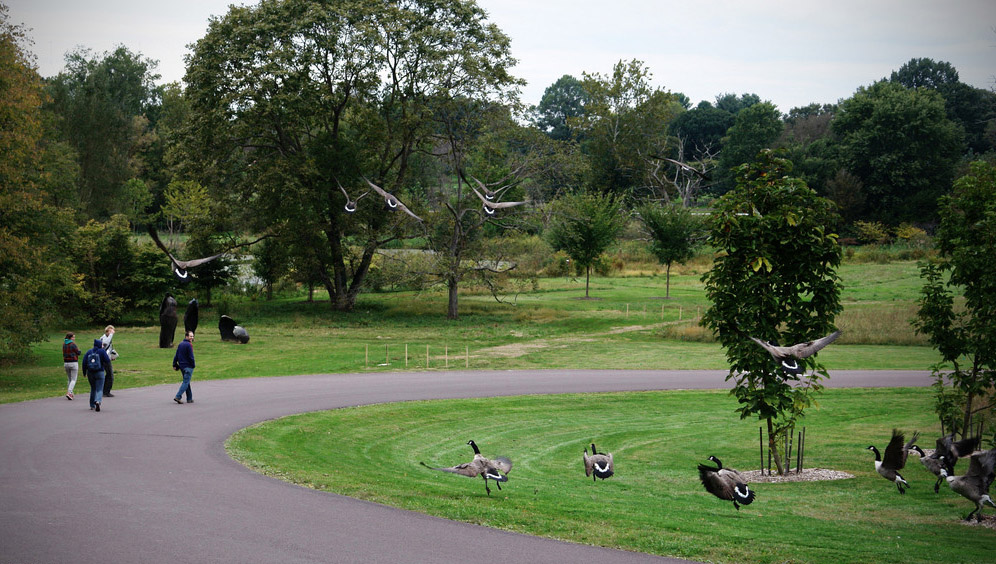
749,330,841,375
583,444,614,481
698,456,755,510
911,433,980,493
420,440,512,496
940,448,996,522
362,177,423,221
867,429,919,494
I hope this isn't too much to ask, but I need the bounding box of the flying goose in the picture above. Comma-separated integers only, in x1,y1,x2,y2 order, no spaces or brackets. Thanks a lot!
697,456,755,510
660,156,711,180
335,178,368,213
466,183,528,216
147,225,270,281
867,429,919,494
583,443,614,481
911,434,980,493
420,440,512,496
940,448,996,521
749,330,842,375
362,177,423,221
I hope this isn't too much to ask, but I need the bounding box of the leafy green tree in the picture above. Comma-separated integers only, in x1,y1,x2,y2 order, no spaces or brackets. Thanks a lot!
714,92,761,114
637,202,700,298
532,75,588,141
716,102,783,192
182,0,520,312
0,6,80,361
669,101,735,161
702,150,842,474
914,161,996,437
833,80,963,223
252,237,289,300
574,60,679,195
546,191,626,298
46,45,161,220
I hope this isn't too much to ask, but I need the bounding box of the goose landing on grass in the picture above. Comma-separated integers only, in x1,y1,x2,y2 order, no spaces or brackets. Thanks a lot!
698,456,755,510
420,440,512,496
583,444,614,481
867,429,918,494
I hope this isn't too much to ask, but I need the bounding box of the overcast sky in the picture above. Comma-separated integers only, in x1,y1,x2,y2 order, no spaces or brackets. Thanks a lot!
7,0,995,112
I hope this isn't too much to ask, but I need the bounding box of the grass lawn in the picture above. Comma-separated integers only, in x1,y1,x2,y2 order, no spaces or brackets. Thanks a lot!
227,387,994,563
5,262,941,404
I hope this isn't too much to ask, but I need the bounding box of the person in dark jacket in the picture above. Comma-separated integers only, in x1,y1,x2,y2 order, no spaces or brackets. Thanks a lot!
172,330,195,404
81,338,111,412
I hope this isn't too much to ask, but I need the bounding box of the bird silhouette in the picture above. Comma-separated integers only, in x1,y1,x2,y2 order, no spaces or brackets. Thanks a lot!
147,225,268,281
468,183,528,216
335,178,368,213
362,177,422,221
749,330,841,374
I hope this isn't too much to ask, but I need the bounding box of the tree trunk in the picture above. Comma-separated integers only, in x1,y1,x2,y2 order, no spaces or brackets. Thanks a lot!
665,261,672,299
767,418,785,475
963,390,975,438
447,277,459,320
585,265,591,298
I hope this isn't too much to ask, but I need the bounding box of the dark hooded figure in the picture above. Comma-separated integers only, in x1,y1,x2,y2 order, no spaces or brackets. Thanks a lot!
184,298,199,334
219,315,237,342
159,293,178,348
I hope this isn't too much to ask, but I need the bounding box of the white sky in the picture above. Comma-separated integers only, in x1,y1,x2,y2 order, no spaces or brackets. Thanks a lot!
7,0,995,112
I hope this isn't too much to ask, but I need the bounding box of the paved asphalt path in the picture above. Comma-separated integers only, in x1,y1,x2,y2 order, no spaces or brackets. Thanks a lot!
1,369,931,563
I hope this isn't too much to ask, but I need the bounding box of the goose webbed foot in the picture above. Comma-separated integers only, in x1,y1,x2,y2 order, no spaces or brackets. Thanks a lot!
933,479,941,494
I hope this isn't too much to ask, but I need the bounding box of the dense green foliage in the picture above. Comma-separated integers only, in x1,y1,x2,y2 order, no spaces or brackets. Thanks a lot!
546,191,626,297
703,150,843,473
914,161,996,436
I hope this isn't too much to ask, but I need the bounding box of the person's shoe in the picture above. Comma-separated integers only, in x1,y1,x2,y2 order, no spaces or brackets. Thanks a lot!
104,393,114,397
94,402,100,412
66,393,73,400
186,399,193,404
174,397,183,404
90,406,95,410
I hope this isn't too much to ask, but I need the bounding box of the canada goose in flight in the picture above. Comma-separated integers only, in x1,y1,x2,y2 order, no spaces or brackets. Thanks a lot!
462,173,513,202
940,448,996,521
749,330,842,375
911,434,980,493
867,429,919,494
362,177,422,221
698,456,755,510
659,156,711,180
420,440,512,496
335,178,368,213
583,443,614,481
148,225,262,281
468,184,528,216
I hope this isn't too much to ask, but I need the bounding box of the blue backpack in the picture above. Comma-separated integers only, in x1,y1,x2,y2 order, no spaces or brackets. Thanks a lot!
85,350,102,372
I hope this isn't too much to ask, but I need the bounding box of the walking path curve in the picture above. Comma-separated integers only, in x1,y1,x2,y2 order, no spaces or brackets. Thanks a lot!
0,369,931,563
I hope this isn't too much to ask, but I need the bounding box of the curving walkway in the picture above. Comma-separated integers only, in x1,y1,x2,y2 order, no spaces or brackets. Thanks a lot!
0,369,931,563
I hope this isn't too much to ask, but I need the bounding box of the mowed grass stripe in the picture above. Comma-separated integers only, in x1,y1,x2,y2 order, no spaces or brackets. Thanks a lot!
227,387,994,563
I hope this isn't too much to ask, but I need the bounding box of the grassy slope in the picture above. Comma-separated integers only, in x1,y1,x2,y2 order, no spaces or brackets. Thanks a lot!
227,387,994,564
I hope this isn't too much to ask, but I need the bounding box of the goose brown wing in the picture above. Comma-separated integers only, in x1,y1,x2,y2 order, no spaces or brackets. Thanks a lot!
698,464,732,500
147,225,181,265
420,460,482,478
491,456,512,475
793,330,841,358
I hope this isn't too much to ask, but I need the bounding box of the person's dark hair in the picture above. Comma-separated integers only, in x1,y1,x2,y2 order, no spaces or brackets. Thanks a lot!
65,332,74,340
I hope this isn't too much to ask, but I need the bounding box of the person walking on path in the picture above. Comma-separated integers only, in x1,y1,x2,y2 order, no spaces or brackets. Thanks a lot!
62,333,81,400
81,338,111,412
172,330,195,404
100,325,117,397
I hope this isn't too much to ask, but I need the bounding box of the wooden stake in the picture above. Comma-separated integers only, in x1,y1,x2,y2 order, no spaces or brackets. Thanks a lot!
386,344,389,365
426,345,429,368
405,343,408,367
445,345,448,368
365,344,368,367
759,427,764,475
465,345,469,368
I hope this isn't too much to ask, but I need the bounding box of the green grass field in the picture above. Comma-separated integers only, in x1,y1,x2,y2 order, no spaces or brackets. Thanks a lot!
5,262,939,403
227,387,994,563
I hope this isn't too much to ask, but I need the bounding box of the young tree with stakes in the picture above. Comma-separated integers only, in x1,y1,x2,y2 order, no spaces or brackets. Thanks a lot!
702,150,842,475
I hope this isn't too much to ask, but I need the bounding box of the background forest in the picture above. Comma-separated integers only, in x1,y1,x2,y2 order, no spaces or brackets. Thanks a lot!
3,0,996,363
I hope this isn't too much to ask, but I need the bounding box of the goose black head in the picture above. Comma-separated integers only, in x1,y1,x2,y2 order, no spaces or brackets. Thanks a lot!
866,445,881,460
708,455,723,469
910,445,926,457
467,440,481,454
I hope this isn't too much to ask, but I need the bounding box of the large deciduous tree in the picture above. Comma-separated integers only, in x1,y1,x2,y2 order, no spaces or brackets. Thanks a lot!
46,45,161,220
532,74,588,142
181,0,520,311
0,6,79,361
716,101,783,192
702,150,842,475
914,161,996,438
833,80,963,223
546,191,626,298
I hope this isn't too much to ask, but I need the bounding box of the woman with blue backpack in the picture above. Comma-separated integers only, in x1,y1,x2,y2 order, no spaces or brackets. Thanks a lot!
81,338,111,412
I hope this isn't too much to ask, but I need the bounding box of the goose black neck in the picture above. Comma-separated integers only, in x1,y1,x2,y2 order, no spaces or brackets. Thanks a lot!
590,444,598,455
712,457,723,469
468,441,481,455
868,446,881,461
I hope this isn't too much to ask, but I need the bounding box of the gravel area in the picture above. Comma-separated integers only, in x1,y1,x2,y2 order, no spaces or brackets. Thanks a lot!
739,468,854,483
